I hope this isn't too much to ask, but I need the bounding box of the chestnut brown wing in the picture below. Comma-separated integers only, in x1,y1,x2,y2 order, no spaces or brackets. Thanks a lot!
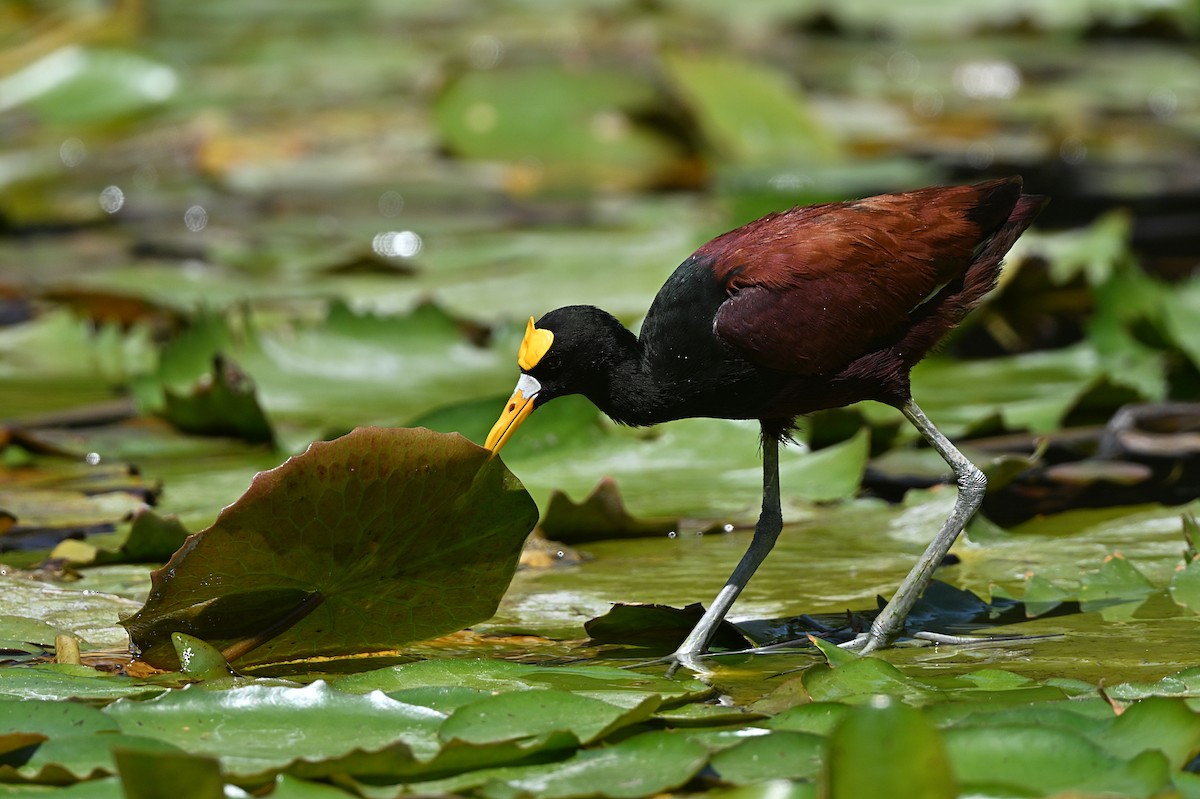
707,180,1022,375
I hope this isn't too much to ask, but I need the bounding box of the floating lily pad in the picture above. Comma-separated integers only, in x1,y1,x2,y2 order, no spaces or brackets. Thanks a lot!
104,681,444,778
161,354,274,444
822,699,954,799
540,478,678,543
121,427,538,669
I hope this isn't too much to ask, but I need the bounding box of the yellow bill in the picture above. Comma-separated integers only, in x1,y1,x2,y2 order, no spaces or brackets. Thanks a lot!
485,374,542,453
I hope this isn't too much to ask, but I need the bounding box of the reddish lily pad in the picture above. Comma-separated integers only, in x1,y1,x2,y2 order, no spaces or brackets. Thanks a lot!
121,427,538,669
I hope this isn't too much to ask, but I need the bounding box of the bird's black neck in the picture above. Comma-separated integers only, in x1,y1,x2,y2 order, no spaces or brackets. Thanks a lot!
571,313,667,426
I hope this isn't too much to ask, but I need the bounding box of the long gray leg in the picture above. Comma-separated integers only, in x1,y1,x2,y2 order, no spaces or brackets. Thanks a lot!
847,398,987,654
669,426,783,674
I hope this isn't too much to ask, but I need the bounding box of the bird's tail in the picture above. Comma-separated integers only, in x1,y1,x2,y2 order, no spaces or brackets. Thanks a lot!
897,183,1047,367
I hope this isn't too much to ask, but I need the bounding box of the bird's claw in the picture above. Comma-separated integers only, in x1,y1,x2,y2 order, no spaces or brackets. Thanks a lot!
837,631,890,654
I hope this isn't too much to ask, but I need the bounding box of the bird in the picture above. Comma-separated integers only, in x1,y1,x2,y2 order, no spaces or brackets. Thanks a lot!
485,177,1047,670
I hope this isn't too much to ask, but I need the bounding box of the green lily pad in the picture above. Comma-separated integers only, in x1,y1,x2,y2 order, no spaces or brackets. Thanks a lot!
764,703,850,736
436,66,677,190
161,355,274,444
0,575,138,650
439,688,660,746
1170,557,1200,613
539,478,678,543
21,48,177,125
583,602,752,653
0,698,117,737
52,509,191,568
709,730,824,784
330,659,713,708
660,52,839,167
405,730,709,798
943,723,1121,795
2,733,185,786
0,664,164,702
822,698,954,799
121,427,538,669
114,749,222,799
1079,553,1156,610
103,681,444,778
803,658,938,705
1100,697,1200,769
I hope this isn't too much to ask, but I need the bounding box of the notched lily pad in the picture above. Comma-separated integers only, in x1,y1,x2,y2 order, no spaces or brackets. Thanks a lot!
584,602,752,653
161,354,274,444
121,427,538,669
540,478,680,543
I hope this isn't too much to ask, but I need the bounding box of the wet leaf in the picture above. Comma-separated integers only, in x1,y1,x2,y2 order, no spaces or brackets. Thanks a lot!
172,633,232,679
0,664,164,702
104,681,444,778
803,657,937,705
122,427,538,669
764,703,850,736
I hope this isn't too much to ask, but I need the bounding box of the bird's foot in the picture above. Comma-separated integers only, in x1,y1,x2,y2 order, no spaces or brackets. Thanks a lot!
838,631,889,654
839,629,1062,653
615,649,716,678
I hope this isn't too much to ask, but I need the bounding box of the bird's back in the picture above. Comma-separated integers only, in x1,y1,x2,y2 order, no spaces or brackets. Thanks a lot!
641,178,1046,421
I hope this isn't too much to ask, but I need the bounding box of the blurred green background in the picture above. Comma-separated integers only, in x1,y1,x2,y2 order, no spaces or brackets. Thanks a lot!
3,0,1200,668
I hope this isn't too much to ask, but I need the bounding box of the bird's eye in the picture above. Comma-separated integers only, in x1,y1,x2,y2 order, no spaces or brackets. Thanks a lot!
541,356,561,371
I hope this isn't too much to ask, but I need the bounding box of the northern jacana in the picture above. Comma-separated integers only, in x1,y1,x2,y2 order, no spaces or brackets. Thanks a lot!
486,177,1046,669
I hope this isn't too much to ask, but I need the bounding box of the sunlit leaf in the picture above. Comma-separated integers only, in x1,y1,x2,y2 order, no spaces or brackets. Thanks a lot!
122,427,537,669
18,48,177,124
0,575,138,651
0,664,164,702
104,681,443,778
803,657,936,705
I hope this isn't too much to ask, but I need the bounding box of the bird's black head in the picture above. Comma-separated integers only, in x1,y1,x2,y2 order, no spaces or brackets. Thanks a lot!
484,305,639,453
